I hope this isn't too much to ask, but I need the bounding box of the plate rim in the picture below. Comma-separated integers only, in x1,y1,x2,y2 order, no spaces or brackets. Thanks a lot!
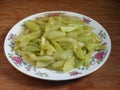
4,11,111,81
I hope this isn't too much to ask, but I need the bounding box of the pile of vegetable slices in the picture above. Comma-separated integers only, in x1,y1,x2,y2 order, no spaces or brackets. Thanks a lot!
14,13,106,72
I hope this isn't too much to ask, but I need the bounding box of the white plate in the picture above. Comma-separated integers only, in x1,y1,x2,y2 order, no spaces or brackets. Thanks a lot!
4,11,111,81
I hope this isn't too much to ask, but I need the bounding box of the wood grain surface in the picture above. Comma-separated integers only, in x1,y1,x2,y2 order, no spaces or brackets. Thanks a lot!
0,0,120,90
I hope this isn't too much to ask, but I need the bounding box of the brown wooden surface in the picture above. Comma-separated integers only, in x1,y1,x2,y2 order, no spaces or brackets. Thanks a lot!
0,0,120,90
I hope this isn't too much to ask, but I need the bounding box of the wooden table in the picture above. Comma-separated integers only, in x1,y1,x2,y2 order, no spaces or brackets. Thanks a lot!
0,0,120,90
